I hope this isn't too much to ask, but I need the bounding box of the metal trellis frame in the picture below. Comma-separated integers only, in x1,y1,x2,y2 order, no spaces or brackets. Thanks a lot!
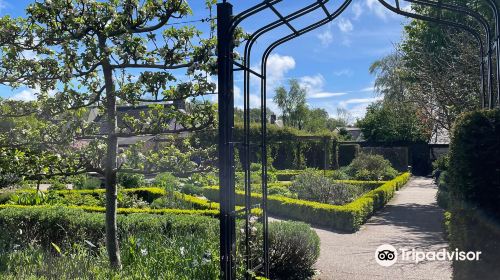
217,1,500,279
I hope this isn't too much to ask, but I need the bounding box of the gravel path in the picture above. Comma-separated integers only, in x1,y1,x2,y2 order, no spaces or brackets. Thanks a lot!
313,177,451,280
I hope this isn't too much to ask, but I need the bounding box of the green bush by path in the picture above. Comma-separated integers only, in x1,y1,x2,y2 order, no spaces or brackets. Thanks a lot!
448,109,500,220
204,173,411,232
268,221,320,280
446,109,500,279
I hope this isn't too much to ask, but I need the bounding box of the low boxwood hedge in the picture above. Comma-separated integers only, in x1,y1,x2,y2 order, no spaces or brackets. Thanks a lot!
204,173,410,232
0,206,218,249
1,187,262,216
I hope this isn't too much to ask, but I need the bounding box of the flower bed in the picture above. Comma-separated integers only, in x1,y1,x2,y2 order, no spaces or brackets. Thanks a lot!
203,173,411,232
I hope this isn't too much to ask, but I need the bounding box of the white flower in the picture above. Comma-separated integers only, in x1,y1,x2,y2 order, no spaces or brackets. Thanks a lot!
141,249,148,256
180,247,185,256
84,240,96,248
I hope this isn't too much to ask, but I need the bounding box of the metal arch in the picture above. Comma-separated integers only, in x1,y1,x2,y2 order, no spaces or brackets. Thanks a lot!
378,0,494,107
484,0,500,107
217,1,497,279
239,1,333,277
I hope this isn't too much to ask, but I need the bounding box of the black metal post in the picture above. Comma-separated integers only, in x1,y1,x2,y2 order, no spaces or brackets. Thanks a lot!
217,2,236,279
485,0,500,108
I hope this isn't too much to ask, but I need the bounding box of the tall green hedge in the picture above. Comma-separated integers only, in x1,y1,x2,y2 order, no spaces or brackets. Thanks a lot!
448,110,500,220
192,124,339,170
447,109,500,279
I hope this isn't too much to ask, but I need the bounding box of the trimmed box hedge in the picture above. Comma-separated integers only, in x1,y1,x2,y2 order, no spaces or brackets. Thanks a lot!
204,173,410,232
1,187,261,216
0,206,218,249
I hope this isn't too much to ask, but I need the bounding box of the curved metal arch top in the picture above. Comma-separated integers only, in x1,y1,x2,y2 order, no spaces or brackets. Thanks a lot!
217,1,500,279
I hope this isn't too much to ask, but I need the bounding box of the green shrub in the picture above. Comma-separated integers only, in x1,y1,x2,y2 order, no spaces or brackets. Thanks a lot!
436,171,450,209
448,109,500,220
345,153,398,181
154,172,181,191
0,206,218,249
268,186,295,198
324,169,349,180
8,191,47,206
117,173,145,189
180,184,204,196
151,195,196,209
117,193,149,208
445,110,500,279
71,175,102,190
432,153,449,173
290,169,363,205
48,181,67,191
250,163,262,172
47,191,101,207
268,221,320,280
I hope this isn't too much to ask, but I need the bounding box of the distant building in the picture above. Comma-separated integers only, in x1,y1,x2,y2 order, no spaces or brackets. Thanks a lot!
335,127,364,142
85,102,186,147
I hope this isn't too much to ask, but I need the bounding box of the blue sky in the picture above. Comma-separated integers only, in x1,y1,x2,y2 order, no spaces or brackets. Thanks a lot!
0,0,409,121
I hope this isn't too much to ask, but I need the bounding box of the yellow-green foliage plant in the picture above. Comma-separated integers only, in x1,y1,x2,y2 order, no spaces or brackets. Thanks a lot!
204,173,411,232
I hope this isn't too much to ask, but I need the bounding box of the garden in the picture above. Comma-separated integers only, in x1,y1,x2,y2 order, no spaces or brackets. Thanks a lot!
0,151,409,279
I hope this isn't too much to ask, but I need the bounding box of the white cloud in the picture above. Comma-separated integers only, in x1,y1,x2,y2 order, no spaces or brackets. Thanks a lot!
309,92,348,99
10,89,37,101
0,0,7,13
317,28,333,47
9,85,57,101
360,86,375,92
334,69,353,77
348,103,372,120
339,96,382,107
266,54,296,81
352,3,363,20
299,74,348,99
265,54,295,87
337,18,353,33
366,0,391,20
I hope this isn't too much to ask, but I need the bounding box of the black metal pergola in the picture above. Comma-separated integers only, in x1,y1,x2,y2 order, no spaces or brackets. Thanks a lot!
216,1,500,279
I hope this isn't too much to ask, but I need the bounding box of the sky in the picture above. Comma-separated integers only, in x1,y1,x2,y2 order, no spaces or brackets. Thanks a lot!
0,0,410,121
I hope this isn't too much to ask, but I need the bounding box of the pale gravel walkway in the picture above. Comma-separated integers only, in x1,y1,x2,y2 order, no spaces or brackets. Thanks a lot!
313,177,452,280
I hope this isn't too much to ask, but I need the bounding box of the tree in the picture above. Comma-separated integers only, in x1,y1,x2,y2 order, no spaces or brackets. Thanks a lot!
234,107,275,124
357,101,431,142
0,0,217,269
373,1,491,132
273,79,307,129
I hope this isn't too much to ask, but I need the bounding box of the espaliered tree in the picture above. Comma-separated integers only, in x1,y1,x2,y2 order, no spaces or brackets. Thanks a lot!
0,0,217,269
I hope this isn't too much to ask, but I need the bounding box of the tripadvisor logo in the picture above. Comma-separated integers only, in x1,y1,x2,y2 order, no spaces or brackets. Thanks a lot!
375,244,398,267
375,244,482,267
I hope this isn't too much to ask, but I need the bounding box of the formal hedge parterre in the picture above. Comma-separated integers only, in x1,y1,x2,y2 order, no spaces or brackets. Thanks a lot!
204,172,410,232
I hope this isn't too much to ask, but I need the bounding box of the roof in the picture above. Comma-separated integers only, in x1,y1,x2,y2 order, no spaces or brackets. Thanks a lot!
88,103,184,146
